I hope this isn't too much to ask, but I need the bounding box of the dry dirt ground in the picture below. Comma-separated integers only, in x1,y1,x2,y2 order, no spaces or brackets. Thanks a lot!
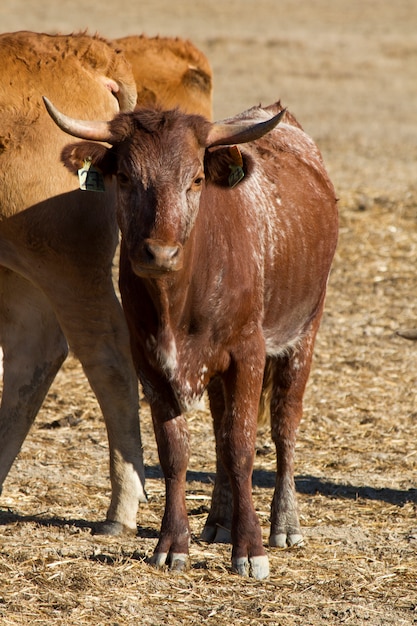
0,1,416,625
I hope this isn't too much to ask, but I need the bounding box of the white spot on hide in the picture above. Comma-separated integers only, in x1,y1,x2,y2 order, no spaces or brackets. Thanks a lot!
157,337,178,377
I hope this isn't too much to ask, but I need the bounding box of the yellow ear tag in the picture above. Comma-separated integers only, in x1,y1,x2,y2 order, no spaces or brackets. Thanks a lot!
228,145,245,188
78,157,105,192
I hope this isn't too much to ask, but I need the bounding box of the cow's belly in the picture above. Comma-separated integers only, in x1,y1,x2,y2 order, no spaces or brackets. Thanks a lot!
263,326,305,357
262,290,325,357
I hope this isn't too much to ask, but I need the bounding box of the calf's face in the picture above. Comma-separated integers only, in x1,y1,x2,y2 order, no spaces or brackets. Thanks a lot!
114,121,207,276
59,110,210,277
43,98,286,278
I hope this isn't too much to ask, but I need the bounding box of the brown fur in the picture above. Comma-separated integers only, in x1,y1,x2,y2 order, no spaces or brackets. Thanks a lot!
115,35,213,119
58,104,338,577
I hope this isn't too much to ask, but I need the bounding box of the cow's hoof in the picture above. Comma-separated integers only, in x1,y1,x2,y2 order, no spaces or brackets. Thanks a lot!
169,553,189,572
201,524,231,544
150,551,189,572
232,555,269,580
269,532,304,548
93,521,137,536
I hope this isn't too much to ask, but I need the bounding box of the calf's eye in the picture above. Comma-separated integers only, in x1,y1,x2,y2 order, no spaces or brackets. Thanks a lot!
117,172,130,186
191,176,204,190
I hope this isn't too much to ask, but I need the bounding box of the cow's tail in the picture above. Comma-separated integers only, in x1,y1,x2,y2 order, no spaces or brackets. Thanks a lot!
258,358,274,427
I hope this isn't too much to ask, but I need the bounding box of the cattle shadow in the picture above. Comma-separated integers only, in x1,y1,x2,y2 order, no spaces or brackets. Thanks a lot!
0,507,158,539
0,509,94,531
147,464,417,507
294,474,417,507
0,467,414,535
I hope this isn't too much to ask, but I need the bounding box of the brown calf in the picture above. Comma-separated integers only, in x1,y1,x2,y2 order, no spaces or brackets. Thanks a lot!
45,99,338,578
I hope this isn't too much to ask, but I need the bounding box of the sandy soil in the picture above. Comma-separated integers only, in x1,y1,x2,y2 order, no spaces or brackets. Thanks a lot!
0,2,416,625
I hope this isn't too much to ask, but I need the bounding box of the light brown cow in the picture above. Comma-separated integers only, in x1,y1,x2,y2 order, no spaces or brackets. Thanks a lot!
115,35,212,119
0,30,212,533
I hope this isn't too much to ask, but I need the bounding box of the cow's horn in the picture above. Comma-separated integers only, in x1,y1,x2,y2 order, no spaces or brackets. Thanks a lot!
396,328,417,340
43,97,115,143
207,108,286,148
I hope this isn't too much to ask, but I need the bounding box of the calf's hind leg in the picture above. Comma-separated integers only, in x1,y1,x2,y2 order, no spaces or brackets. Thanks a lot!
269,322,321,548
201,378,233,544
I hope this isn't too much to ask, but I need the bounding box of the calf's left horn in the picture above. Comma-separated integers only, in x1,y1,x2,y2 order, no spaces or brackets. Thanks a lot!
42,97,115,143
207,108,286,148
396,328,417,340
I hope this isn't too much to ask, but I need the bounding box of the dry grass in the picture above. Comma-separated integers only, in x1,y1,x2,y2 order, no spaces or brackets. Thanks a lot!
1,1,417,624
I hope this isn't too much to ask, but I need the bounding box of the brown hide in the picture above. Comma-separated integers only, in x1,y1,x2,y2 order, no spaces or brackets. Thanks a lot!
115,35,213,119
56,102,338,578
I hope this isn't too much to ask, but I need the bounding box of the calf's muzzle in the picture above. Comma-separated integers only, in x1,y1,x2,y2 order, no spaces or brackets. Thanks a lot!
134,238,184,274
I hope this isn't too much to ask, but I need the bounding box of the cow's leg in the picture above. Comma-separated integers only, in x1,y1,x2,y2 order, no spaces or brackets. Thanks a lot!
49,279,146,534
0,195,145,532
0,271,68,492
149,403,191,572
217,342,269,579
201,378,233,544
269,320,321,548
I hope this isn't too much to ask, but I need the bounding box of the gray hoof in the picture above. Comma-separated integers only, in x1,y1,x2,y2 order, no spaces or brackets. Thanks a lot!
269,532,304,548
150,551,189,572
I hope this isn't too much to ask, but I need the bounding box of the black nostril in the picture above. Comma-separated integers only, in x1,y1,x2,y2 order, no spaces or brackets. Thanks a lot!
144,241,156,261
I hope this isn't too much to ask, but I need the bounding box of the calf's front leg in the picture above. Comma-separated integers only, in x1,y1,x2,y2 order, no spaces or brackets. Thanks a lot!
150,408,191,571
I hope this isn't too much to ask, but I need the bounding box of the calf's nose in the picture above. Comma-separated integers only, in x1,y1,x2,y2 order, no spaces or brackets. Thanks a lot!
143,238,183,271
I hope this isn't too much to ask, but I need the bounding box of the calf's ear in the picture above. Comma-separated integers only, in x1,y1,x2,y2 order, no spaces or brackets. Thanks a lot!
61,142,115,176
204,145,254,188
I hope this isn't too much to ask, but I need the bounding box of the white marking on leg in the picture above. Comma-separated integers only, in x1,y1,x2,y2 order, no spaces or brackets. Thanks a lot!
232,556,250,577
150,552,168,568
157,337,178,376
169,552,189,571
249,555,270,580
